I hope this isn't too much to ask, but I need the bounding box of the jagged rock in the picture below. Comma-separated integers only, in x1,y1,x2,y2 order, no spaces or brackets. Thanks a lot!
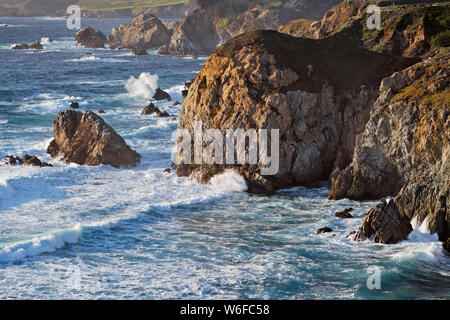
75,26,108,49
47,110,141,168
153,88,171,101
98,109,105,114
29,40,43,50
354,199,413,244
69,101,79,109
155,110,170,118
317,227,332,234
163,168,171,173
174,29,414,193
109,13,171,49
1,155,52,167
141,103,160,115
335,208,353,219
157,45,169,55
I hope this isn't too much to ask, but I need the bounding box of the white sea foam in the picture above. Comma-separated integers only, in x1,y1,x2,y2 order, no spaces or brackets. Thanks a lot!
209,170,248,192
0,224,82,263
125,72,159,100
40,37,52,44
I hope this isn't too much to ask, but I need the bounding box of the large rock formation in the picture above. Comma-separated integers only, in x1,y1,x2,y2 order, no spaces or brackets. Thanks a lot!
174,26,415,192
168,0,340,56
47,110,141,168
109,13,171,50
330,52,449,248
75,26,108,49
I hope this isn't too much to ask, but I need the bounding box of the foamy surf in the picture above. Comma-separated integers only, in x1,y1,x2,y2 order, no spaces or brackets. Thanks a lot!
0,224,82,263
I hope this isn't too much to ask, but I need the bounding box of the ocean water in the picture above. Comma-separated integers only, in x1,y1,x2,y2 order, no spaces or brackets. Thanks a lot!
0,17,449,300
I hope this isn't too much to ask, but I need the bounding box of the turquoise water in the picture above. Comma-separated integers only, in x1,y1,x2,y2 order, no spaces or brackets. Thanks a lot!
0,17,449,299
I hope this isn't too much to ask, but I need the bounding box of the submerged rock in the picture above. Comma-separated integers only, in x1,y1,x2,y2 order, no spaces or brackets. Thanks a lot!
12,41,42,50
11,43,29,50
75,26,108,49
29,40,43,50
153,88,171,101
47,110,141,168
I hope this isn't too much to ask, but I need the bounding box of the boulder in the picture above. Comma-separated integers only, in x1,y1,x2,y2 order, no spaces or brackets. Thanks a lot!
75,26,108,49
354,199,413,244
141,103,160,115
155,110,170,118
109,13,171,50
1,155,22,166
98,109,105,114
47,110,141,168
153,88,171,101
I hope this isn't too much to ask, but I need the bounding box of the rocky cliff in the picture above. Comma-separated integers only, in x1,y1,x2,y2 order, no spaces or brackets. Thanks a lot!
168,0,341,55
331,52,449,247
174,25,416,193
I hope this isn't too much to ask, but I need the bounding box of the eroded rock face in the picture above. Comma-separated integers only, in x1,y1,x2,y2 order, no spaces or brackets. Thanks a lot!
174,29,414,192
75,26,108,49
354,199,413,244
109,13,171,50
47,110,141,168
331,52,449,250
329,53,449,200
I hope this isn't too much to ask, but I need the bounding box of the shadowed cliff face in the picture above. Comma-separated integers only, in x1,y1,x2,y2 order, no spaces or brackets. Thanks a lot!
174,25,417,193
331,53,449,248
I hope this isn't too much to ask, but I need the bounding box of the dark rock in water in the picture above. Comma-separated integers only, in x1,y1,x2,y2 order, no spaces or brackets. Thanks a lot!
335,208,353,219
171,117,177,121
131,44,147,56
153,88,171,101
346,230,357,239
12,43,29,50
2,155,52,167
69,101,79,109
317,227,332,234
354,199,412,244
155,110,170,118
1,155,21,166
163,168,171,173
75,26,108,49
141,103,160,115
47,110,141,168
173,101,180,106
181,90,188,100
29,41,43,50
22,154,53,167
98,109,105,114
